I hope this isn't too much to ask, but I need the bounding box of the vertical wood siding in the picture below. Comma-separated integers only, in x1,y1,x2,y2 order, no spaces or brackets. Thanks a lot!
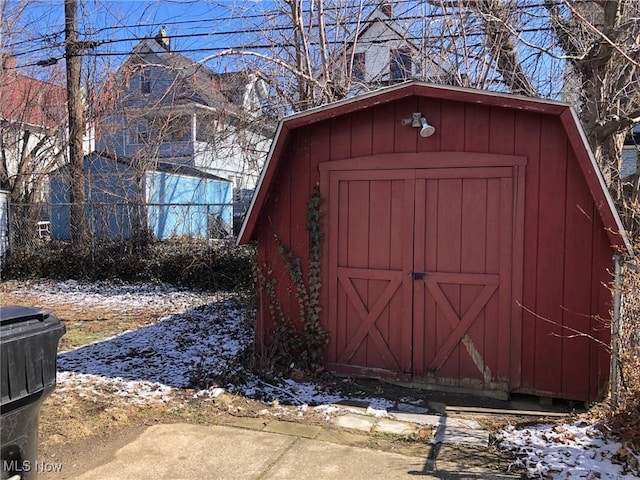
255,95,613,401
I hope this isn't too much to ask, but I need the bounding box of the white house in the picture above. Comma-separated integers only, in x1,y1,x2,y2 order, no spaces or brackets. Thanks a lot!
0,55,68,203
96,31,274,192
329,1,459,94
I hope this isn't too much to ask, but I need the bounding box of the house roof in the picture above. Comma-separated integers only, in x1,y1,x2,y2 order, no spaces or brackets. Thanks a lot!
106,151,232,182
0,59,66,129
238,81,632,256
151,159,232,182
340,3,454,79
353,5,414,44
122,38,264,115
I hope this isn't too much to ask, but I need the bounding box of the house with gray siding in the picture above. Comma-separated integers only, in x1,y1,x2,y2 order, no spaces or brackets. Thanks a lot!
96,31,274,192
327,1,460,96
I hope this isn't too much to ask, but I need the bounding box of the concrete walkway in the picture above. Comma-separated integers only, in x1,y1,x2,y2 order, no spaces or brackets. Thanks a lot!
328,401,490,448
72,403,524,480
73,423,520,480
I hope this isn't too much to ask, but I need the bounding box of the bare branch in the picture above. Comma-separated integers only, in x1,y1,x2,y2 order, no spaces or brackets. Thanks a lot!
200,48,326,95
594,109,640,141
518,301,612,352
429,0,537,96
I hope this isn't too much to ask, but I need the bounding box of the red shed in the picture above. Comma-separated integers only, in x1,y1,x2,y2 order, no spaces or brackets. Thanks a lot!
239,82,631,402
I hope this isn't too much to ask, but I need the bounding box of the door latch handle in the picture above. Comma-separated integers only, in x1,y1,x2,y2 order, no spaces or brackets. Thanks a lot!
409,271,425,280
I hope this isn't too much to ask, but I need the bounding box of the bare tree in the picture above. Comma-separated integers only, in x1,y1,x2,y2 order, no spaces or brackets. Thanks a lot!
547,1,640,229
203,0,462,116
12,0,640,239
0,61,67,204
0,1,69,245
417,0,640,229
208,0,640,223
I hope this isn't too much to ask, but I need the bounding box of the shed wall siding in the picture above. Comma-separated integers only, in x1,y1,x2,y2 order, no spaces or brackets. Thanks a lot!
255,95,612,401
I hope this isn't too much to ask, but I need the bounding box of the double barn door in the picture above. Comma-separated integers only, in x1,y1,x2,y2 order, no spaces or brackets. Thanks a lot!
321,154,525,392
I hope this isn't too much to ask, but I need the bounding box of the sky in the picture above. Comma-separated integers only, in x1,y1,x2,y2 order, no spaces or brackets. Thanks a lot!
3,1,566,99
4,0,444,72
5,1,274,76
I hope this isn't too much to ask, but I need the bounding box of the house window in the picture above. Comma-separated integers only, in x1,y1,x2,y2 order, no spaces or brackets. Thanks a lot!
167,116,190,142
390,48,412,80
352,52,366,81
140,71,151,94
129,120,148,144
196,115,216,142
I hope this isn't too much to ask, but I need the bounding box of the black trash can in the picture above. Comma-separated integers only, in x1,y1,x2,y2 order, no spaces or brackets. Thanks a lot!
1,306,65,480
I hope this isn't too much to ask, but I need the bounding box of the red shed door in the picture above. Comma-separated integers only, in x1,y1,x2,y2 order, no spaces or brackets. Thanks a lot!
412,168,516,391
323,155,523,392
324,169,415,379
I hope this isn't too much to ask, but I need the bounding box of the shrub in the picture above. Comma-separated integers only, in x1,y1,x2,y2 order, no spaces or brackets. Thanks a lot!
619,263,640,411
1,237,256,292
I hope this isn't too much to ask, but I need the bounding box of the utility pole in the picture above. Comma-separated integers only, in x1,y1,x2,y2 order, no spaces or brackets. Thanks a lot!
65,0,88,247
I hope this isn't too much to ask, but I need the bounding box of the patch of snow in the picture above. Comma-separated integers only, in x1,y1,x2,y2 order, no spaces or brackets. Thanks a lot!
313,404,342,420
498,421,638,479
13,279,398,411
57,300,251,388
11,279,217,313
194,387,226,399
55,371,175,403
365,406,389,418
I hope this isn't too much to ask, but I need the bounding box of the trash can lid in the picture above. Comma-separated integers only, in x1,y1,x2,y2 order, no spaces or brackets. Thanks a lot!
0,305,52,327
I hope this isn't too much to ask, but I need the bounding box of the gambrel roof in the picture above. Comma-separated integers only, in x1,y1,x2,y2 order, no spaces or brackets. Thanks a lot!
239,81,632,256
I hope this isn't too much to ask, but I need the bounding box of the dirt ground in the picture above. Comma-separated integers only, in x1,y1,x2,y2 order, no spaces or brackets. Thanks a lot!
1,283,560,478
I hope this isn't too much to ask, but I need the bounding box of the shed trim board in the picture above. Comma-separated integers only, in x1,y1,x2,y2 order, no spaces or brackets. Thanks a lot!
240,81,632,402
558,109,632,254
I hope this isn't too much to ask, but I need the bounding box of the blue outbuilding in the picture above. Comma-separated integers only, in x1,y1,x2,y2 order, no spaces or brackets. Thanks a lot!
49,152,233,240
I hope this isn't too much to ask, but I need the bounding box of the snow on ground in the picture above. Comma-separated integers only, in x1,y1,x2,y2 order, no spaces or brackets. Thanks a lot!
498,422,638,479
6,280,637,479
9,279,219,313
58,300,249,388
55,371,176,404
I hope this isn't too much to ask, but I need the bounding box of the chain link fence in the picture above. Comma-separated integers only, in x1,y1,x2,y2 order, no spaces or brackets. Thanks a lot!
2,199,250,252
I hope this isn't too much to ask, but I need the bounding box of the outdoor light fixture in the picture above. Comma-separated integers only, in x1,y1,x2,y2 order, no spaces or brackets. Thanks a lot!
401,112,436,138
419,117,435,137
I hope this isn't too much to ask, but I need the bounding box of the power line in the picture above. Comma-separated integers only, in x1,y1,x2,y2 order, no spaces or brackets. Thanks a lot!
5,0,560,58
11,19,556,65
15,24,556,70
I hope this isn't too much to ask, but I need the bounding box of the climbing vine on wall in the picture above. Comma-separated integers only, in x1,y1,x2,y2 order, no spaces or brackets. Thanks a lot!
259,182,329,373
